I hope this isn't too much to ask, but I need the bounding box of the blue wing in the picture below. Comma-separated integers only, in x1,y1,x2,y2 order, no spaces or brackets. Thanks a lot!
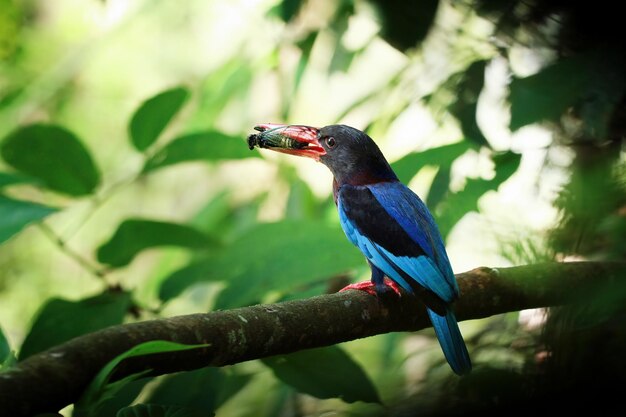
337,181,458,303
368,181,457,292
337,181,471,375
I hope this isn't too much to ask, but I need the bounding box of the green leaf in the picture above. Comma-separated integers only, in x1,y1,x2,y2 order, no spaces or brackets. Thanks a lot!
391,141,473,184
369,0,439,52
97,219,217,268
449,60,489,147
0,195,57,244
18,291,131,360
116,404,211,417
263,346,381,403
130,87,190,151
0,171,34,188
143,131,255,173
146,368,251,412
78,341,208,414
435,151,521,238
1,124,100,196
159,220,363,305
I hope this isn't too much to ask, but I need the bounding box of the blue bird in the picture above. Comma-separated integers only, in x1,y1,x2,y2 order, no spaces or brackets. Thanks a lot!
252,123,471,375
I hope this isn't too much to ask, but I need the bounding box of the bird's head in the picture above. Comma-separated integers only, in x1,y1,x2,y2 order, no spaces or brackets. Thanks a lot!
252,123,397,185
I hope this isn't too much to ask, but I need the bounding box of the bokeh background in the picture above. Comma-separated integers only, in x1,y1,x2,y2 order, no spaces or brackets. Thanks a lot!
0,0,624,416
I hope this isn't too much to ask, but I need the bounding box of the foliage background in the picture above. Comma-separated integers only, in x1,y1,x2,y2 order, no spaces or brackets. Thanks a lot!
0,0,624,415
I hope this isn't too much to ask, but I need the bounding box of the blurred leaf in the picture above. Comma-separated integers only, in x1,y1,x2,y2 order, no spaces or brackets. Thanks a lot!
269,0,304,22
0,171,34,187
0,195,57,244
159,220,363,305
130,87,190,151
506,52,626,134
285,172,319,220
190,192,266,241
97,219,217,268
329,42,356,74
435,151,521,238
263,346,381,403
426,167,451,209
369,0,439,52
328,3,356,74
190,62,252,130
116,404,210,417
577,58,626,139
509,57,588,131
0,0,22,60
206,221,363,310
294,31,318,93
77,341,208,415
491,151,522,182
1,124,100,196
1,352,16,371
19,290,131,360
146,367,251,412
143,131,256,173
90,378,153,417
449,60,489,147
189,191,232,234
0,325,9,364
391,141,473,184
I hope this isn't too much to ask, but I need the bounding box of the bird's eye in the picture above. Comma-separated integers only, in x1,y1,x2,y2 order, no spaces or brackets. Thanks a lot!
325,136,336,148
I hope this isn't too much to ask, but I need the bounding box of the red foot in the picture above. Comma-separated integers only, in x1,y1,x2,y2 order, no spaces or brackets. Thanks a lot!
339,278,402,297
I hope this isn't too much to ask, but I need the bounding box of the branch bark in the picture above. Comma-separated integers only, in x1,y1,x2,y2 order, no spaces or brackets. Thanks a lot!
1,261,624,416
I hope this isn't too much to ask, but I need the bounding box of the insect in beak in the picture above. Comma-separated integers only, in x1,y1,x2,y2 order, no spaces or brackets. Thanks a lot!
248,124,326,160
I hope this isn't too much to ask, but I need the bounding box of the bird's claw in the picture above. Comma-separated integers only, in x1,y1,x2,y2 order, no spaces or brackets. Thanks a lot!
339,278,402,297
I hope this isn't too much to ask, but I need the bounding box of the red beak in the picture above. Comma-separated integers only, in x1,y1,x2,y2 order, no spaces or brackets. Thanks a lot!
253,123,326,161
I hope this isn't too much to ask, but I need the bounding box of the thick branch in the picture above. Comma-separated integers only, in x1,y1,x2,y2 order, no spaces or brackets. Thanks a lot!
1,261,624,416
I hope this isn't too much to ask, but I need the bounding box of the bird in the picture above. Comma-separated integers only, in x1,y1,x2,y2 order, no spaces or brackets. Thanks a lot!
251,123,472,375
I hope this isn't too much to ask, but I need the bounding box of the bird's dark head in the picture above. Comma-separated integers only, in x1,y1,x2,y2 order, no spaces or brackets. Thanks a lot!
252,123,397,185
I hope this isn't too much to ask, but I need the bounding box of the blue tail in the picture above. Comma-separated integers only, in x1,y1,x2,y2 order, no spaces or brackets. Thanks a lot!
427,308,471,375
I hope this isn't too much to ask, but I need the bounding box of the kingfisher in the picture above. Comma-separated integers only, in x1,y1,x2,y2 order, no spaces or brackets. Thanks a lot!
251,123,471,375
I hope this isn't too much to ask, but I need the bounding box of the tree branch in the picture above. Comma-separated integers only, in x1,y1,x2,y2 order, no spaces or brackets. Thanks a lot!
1,261,624,416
